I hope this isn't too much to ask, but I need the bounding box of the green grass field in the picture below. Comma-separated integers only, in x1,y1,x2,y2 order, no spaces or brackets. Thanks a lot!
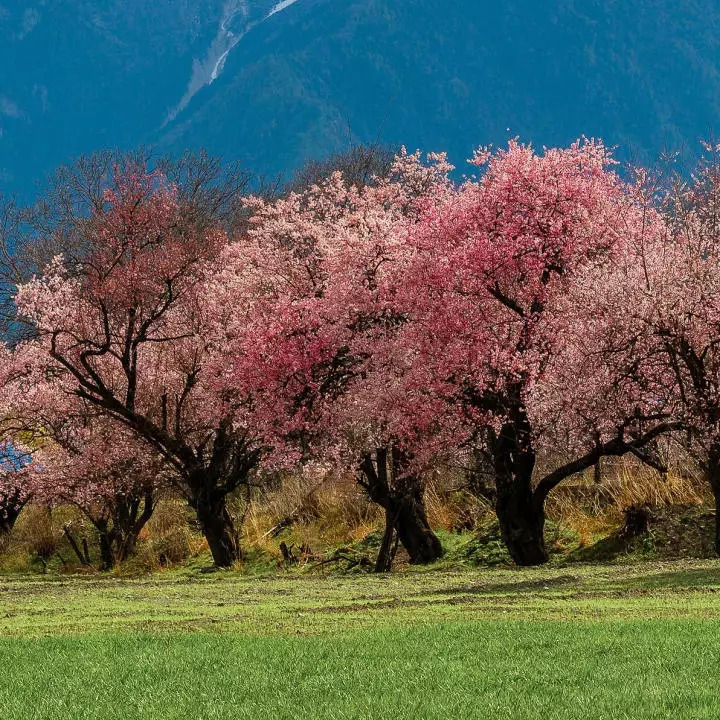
2,560,720,719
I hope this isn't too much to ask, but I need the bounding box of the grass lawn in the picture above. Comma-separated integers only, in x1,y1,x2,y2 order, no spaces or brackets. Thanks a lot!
2,559,720,718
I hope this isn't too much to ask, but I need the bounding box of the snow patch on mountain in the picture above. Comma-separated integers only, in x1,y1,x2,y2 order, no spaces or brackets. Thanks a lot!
165,0,249,124
165,0,304,124
267,0,301,18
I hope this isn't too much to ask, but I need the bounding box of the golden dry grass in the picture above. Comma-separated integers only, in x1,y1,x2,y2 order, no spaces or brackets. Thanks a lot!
545,459,708,546
1,453,712,573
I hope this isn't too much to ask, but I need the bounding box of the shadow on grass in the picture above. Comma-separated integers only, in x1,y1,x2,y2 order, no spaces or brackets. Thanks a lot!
606,567,720,591
411,573,582,599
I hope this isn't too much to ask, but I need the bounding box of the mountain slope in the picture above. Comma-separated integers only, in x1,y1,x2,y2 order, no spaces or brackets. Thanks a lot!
0,0,222,194
2,0,720,198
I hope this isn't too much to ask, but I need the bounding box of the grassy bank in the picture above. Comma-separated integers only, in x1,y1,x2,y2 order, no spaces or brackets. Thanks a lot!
2,620,719,719
2,561,720,718
3,560,720,636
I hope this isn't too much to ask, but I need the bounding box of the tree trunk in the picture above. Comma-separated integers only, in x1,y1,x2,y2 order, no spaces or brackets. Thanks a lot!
183,432,260,568
374,507,396,573
495,480,548,565
195,494,240,567
98,530,114,571
63,525,93,567
490,415,549,567
394,490,444,564
112,490,154,564
359,446,443,570
0,501,23,550
705,446,720,556
92,490,155,570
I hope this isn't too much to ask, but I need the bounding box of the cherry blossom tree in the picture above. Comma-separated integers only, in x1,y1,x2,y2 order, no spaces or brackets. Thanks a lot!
0,303,167,568
12,139,711,575
5,376,163,568
28,425,163,570
399,140,678,565
211,151,455,569
14,165,262,567
586,149,720,554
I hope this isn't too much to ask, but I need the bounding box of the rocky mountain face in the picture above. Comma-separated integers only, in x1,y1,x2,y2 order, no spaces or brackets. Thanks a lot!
2,0,720,197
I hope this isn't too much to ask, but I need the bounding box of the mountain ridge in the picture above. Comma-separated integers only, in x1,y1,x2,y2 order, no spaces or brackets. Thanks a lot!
2,0,720,198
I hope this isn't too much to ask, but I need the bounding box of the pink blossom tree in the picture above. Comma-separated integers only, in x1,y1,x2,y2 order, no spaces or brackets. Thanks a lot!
2,366,163,568
587,150,720,553
0,303,167,568
399,140,678,565
14,165,262,567
28,425,163,569
211,152,455,569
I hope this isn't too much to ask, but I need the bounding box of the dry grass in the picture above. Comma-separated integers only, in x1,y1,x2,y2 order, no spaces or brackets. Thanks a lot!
603,468,706,509
134,500,206,570
545,458,708,546
243,475,382,561
240,471,491,565
425,480,491,532
1,454,712,572
0,504,97,572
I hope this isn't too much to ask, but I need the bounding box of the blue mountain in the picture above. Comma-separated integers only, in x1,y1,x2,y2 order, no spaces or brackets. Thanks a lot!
2,0,720,199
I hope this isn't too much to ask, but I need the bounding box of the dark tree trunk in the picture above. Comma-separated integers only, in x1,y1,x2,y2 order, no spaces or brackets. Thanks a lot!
712,484,720,557
374,508,396,573
490,411,549,567
593,431,602,485
112,490,154,564
194,493,240,568
98,530,114,571
705,445,720,556
0,513,18,550
63,525,93,567
93,489,155,570
0,498,24,550
183,428,260,568
359,446,444,571
495,480,548,566
394,489,444,564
